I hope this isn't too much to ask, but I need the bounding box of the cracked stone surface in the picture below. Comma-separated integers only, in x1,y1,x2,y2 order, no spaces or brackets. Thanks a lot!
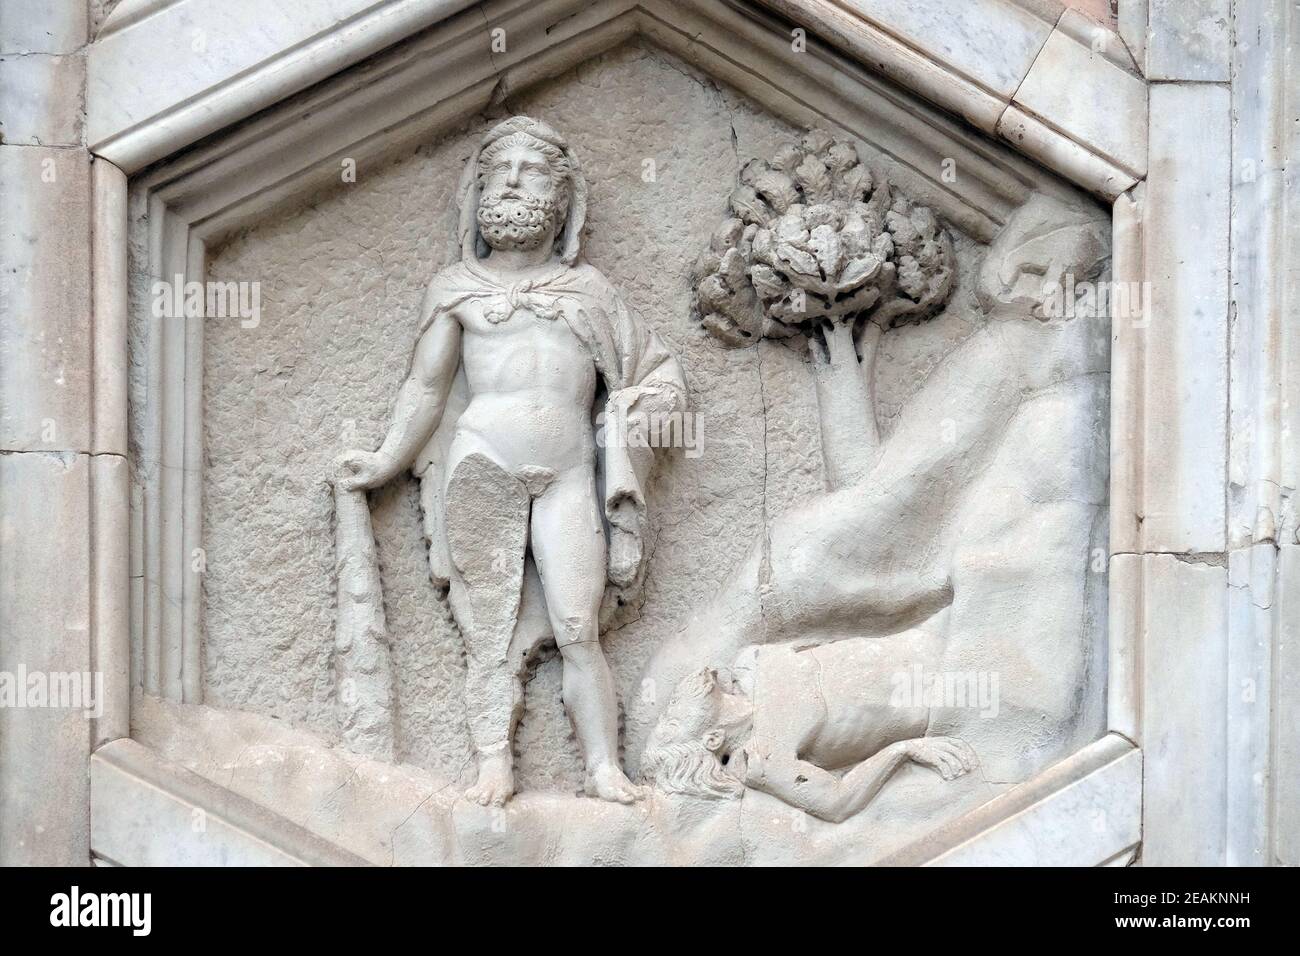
198,39,1007,797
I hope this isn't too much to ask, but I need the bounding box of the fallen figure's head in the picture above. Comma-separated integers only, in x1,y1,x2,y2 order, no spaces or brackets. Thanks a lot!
641,635,977,823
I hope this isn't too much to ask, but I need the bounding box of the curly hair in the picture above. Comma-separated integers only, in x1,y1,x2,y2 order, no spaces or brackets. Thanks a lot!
641,668,744,800
477,132,572,191
642,737,744,800
457,116,587,264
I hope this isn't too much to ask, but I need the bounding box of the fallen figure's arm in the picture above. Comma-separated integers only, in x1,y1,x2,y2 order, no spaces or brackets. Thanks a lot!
642,628,978,822
737,735,975,823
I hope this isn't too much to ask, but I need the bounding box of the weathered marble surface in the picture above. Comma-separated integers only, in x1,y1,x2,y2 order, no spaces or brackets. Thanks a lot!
196,41,991,797
2,0,1295,873
0,0,102,868
132,695,1002,865
639,190,1111,793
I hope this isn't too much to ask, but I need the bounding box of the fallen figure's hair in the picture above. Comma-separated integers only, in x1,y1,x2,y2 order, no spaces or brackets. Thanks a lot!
642,629,977,823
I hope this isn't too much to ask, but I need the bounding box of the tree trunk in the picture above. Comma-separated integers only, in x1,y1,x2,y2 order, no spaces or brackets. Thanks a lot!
813,320,881,489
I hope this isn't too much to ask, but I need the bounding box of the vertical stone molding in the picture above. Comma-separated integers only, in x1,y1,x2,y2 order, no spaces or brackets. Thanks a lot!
1225,0,1300,867
0,453,93,864
0,0,1293,869
0,0,101,866
1139,554,1229,865
1141,82,1230,554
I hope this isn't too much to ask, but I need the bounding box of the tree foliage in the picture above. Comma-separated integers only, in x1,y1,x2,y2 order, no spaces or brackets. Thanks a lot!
692,130,955,347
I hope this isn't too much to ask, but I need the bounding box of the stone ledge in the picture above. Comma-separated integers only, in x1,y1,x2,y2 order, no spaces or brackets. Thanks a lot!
91,738,371,866
118,696,1146,865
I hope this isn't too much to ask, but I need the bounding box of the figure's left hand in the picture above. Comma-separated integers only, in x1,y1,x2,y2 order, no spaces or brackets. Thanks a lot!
901,736,977,781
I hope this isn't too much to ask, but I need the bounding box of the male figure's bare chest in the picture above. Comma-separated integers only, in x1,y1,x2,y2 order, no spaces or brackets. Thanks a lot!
455,298,595,397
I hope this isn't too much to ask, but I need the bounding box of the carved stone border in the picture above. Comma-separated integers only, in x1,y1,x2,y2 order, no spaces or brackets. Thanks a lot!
90,740,371,866
93,0,1153,866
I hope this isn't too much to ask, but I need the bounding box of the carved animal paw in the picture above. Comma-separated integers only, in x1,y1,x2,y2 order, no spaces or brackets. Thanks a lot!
902,736,977,781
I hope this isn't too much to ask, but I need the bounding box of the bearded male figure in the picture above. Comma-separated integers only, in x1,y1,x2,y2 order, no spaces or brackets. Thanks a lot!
338,117,686,805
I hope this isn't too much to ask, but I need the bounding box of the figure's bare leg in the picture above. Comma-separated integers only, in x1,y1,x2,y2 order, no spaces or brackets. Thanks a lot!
531,469,642,803
444,452,530,807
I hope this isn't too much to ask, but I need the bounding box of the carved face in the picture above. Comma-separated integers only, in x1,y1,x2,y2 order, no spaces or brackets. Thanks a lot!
642,668,749,799
476,141,569,252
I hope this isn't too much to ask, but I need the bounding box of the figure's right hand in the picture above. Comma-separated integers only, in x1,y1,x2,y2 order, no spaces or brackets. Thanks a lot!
335,449,397,491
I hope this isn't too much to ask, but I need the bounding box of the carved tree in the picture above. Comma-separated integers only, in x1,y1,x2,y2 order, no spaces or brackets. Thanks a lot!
691,130,955,488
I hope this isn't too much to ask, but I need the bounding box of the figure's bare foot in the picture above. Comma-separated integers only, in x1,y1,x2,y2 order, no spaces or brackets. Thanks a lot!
465,751,515,807
584,762,644,804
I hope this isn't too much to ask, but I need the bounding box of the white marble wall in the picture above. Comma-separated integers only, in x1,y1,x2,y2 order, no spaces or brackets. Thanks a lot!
1,0,1297,866
0,0,99,866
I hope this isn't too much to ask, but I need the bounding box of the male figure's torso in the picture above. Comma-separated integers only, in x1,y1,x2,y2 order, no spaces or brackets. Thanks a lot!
747,631,939,770
442,264,599,478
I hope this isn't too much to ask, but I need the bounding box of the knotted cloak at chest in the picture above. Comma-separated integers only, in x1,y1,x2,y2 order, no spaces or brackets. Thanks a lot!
412,257,687,604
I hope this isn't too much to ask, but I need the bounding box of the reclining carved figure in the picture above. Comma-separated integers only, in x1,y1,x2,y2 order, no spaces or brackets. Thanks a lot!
636,192,1112,791
642,623,976,822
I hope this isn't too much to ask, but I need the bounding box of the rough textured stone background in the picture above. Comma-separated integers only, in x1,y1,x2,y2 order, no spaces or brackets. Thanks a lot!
200,40,987,794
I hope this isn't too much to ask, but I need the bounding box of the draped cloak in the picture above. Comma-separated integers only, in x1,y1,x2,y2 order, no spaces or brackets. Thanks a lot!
411,256,687,638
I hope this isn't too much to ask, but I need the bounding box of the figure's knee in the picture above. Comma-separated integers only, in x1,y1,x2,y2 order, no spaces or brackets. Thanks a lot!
554,615,601,653
556,629,606,692
556,638,608,715
534,543,605,637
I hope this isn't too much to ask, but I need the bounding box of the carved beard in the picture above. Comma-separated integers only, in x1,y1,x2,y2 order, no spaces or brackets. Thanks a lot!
641,737,744,800
476,188,563,251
